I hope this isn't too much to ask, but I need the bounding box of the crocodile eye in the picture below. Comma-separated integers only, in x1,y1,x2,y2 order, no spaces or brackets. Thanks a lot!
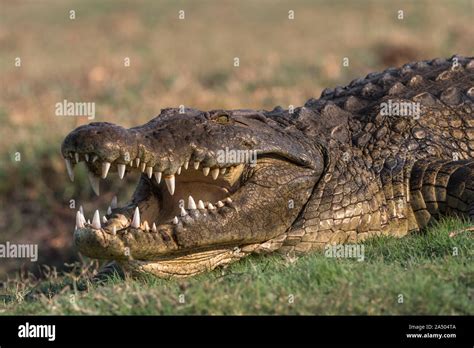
216,114,230,124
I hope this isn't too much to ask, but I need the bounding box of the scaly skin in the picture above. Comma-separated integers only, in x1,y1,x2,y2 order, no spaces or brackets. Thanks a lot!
62,55,474,278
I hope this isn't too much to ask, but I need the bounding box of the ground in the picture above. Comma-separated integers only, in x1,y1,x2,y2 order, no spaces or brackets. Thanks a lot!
1,218,472,315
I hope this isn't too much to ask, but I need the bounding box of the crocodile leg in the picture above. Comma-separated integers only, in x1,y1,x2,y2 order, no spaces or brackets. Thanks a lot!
410,159,474,227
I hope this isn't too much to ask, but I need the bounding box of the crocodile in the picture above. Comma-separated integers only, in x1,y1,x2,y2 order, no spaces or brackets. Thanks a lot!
62,55,474,278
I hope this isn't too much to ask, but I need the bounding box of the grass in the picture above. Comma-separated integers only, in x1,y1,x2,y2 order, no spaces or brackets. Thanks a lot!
1,218,472,315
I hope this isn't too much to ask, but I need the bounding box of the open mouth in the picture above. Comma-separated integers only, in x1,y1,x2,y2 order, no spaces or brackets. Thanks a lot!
65,149,254,260
61,111,324,269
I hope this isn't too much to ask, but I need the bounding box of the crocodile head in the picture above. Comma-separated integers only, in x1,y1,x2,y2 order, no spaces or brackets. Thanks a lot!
62,108,325,277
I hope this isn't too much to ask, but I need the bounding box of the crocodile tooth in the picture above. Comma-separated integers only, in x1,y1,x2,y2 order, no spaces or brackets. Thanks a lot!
188,196,197,210
220,168,226,175
226,197,232,203
194,161,200,170
177,166,182,175
65,158,74,182
135,158,140,167
85,154,90,162
79,205,84,216
87,219,91,224
111,226,116,236
202,167,210,176
140,162,146,172
131,207,140,228
152,223,157,232
217,200,224,208
173,216,179,224
102,216,108,224
101,162,111,179
143,221,150,231
92,210,101,229
88,171,100,196
92,155,98,163
208,203,216,210
184,161,189,170
107,206,112,215
197,200,205,209
117,164,126,179
74,152,80,163
111,195,118,209
76,211,84,229
180,206,188,216
146,166,153,178
211,168,219,180
154,172,162,184
165,175,175,195
80,211,86,225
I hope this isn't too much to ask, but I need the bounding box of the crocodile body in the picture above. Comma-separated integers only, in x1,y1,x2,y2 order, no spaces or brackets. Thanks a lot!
62,55,474,278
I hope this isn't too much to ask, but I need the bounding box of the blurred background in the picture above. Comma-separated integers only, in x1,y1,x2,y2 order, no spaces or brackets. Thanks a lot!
0,0,473,279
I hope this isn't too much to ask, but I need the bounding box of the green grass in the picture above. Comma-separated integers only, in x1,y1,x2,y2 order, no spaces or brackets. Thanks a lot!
1,218,472,315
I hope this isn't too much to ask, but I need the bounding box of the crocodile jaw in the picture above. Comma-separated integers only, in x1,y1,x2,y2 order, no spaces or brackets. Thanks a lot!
72,157,319,260
63,112,323,276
